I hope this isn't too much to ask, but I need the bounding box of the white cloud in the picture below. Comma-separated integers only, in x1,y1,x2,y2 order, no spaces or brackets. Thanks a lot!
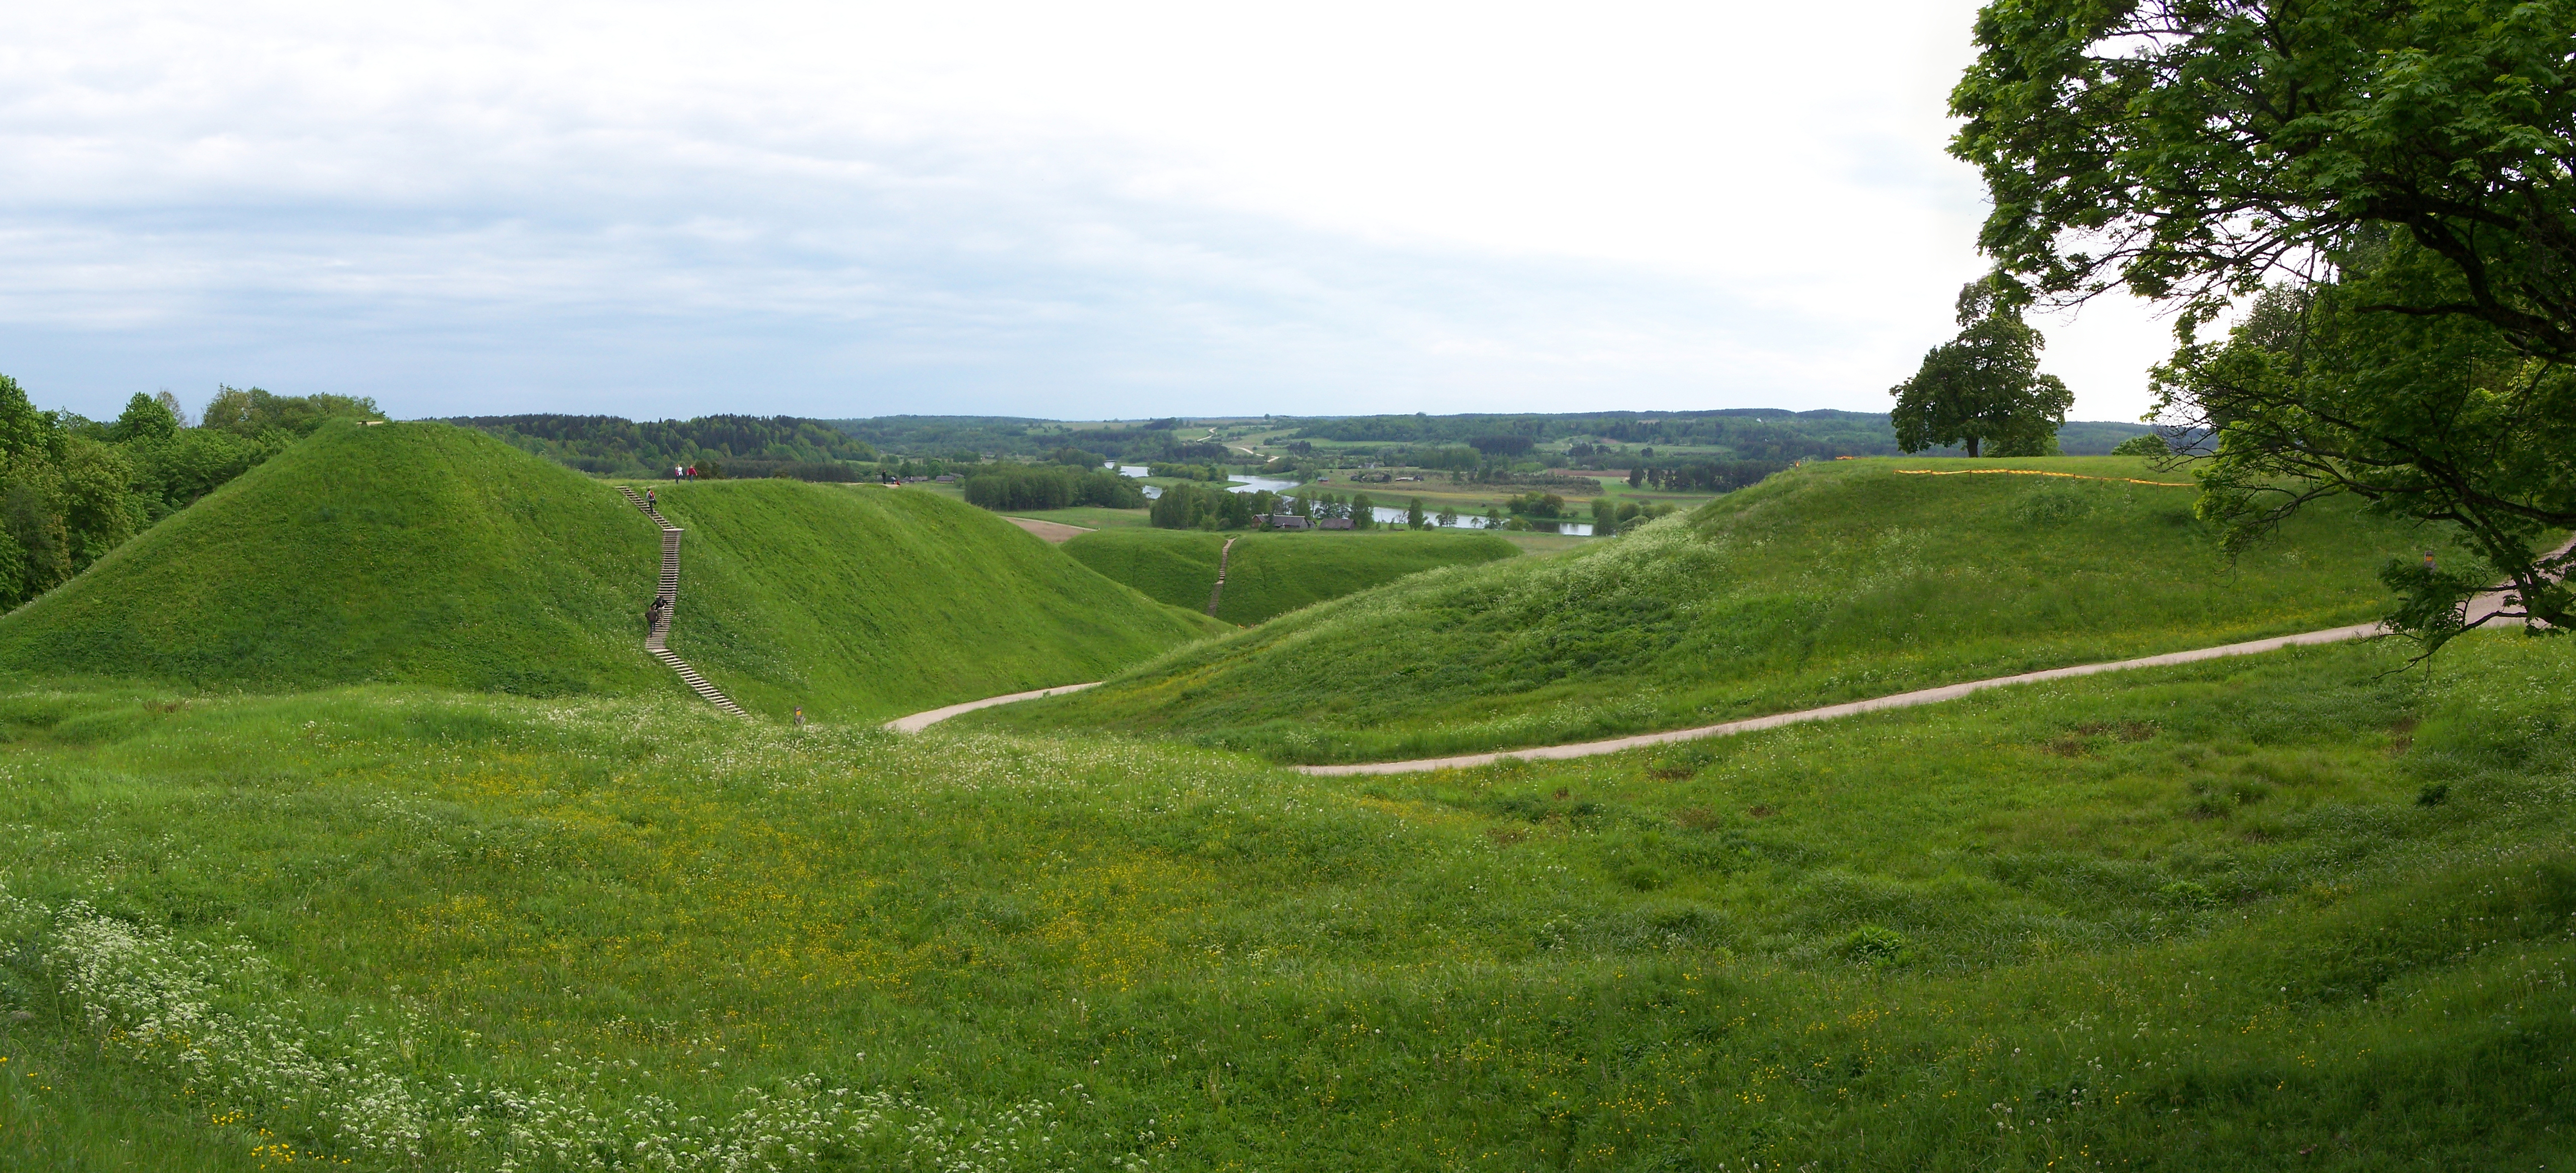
0,0,2175,422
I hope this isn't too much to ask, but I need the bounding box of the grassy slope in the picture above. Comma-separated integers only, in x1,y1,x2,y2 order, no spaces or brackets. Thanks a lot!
0,635,2568,1170
1061,528,1520,625
970,457,2428,762
0,422,1219,722
0,419,674,698
644,480,1225,720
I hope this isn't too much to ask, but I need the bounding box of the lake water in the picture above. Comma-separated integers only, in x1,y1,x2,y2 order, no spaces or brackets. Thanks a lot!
1110,464,1593,535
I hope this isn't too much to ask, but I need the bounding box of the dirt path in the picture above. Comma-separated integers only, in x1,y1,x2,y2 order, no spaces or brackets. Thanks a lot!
882,550,2565,755
875,624,2378,745
1295,552,2568,774
1206,536,1237,616
1294,623,2382,776
1007,517,1096,543
881,682,1103,732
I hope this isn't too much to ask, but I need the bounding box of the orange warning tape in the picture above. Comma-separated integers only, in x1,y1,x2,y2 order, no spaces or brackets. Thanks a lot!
1894,468,2194,488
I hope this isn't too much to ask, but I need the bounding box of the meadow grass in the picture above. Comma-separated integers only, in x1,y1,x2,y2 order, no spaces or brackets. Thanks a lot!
1061,529,1520,626
967,457,2435,763
0,633,2567,1169
0,421,1221,723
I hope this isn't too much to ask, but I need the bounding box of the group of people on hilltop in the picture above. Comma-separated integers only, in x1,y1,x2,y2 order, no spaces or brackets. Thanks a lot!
670,465,702,479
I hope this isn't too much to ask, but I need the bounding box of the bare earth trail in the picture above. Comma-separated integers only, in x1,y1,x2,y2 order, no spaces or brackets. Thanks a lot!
877,623,2380,754
882,682,1103,733
881,551,2565,768
1207,536,1237,616
1296,624,2384,775
1006,517,1095,543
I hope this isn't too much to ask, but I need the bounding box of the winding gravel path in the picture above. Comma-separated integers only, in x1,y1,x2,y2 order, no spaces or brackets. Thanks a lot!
1207,536,1238,616
1294,623,2382,776
873,624,2382,749
882,682,1103,733
881,549,2563,763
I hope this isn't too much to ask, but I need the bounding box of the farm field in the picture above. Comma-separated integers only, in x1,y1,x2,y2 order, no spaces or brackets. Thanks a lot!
1301,470,1731,522
967,457,2433,763
1062,528,1520,625
0,421,1223,725
0,635,2566,1170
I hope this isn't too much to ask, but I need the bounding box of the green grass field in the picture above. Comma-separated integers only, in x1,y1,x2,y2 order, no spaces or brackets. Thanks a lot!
2,436,2565,1171
1061,528,1521,625
965,457,2434,762
0,421,1222,723
1,633,2566,1170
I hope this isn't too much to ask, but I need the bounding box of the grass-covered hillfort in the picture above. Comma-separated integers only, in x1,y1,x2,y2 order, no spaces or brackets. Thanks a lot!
0,396,2567,1172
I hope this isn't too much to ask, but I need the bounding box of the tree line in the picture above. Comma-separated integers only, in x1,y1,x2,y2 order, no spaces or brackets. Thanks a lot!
1288,409,1917,459
828,416,1231,464
449,414,878,476
960,465,1146,512
1624,460,1791,493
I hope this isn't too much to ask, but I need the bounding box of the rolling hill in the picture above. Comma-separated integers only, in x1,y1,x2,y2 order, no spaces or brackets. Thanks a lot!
965,457,2435,762
1060,528,1521,625
646,478,1225,719
0,630,2563,1170
0,420,1220,720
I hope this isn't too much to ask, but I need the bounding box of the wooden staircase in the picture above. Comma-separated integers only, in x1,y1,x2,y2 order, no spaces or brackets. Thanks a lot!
618,487,749,718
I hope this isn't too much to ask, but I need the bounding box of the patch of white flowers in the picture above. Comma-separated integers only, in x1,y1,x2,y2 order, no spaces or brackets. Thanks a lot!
1,888,1109,1173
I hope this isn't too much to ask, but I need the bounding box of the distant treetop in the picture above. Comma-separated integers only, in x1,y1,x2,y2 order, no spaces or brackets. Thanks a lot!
448,414,877,476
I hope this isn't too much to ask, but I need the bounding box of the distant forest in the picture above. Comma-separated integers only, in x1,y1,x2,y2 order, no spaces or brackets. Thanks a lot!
1288,409,2155,460
825,416,1230,463
448,415,878,477
453,411,2164,479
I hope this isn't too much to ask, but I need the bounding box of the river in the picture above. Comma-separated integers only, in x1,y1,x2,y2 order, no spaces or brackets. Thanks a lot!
1112,465,1594,535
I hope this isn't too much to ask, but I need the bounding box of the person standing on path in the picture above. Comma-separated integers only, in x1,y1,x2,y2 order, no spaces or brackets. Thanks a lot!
646,487,656,509
793,706,806,727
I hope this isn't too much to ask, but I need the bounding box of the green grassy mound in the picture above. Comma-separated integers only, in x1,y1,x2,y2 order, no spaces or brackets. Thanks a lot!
645,479,1224,719
968,457,2429,762
1,635,2567,1169
0,419,673,698
1061,528,1520,625
0,421,1220,720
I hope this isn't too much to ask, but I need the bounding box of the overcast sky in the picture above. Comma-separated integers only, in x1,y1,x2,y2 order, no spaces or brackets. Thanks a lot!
0,0,2180,424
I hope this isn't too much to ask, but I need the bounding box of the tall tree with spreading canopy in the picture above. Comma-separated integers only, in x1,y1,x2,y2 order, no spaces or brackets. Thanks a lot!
1890,278,2075,457
1951,0,2576,645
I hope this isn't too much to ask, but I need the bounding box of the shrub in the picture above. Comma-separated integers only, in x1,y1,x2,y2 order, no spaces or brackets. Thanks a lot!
2159,880,2220,910
1843,925,1912,966
1619,864,1673,891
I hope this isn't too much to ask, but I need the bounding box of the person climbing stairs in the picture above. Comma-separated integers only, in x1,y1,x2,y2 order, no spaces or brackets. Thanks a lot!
619,486,749,718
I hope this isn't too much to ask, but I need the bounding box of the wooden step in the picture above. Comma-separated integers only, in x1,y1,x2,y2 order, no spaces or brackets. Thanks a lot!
622,486,748,718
